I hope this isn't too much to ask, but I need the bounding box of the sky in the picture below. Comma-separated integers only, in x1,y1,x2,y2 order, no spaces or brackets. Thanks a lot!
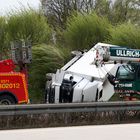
0,0,41,16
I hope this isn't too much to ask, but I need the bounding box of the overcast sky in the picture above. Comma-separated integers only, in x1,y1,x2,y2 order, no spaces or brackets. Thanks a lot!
0,0,40,16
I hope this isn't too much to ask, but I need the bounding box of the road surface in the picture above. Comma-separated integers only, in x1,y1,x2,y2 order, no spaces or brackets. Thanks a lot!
0,124,140,140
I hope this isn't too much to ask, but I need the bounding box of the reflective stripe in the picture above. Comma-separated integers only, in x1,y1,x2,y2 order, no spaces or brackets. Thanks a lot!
21,74,28,103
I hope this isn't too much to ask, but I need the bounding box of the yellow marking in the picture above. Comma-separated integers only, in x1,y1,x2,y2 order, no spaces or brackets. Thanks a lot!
0,83,20,89
21,75,29,103
0,80,10,83
18,100,27,104
0,73,24,77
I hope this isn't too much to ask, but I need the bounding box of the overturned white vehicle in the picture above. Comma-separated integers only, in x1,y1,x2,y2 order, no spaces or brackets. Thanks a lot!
45,43,120,103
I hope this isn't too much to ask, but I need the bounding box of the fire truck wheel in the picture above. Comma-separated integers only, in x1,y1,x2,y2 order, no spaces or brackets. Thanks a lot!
0,95,16,105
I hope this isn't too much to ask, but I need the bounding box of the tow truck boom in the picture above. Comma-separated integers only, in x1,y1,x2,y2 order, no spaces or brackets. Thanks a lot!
94,45,140,66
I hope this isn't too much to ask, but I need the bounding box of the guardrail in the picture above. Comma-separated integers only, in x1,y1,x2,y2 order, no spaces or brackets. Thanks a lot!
0,101,140,115
0,101,140,116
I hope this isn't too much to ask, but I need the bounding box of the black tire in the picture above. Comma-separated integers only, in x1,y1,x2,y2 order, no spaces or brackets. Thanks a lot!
0,95,16,105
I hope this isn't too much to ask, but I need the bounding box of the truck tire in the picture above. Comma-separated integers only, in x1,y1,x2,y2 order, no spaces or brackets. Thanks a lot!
0,95,16,105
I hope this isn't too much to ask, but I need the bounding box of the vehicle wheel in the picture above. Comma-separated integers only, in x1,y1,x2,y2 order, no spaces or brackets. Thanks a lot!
0,95,16,105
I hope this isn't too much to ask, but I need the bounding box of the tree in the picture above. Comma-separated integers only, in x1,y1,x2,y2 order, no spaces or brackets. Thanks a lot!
110,0,140,24
41,0,111,29
64,13,111,50
41,0,140,28
108,23,140,49
94,0,111,17
0,17,8,60
7,9,51,45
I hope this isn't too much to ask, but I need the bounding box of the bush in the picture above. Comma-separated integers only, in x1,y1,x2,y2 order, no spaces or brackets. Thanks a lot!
64,13,111,50
108,23,140,49
7,9,51,44
29,44,67,103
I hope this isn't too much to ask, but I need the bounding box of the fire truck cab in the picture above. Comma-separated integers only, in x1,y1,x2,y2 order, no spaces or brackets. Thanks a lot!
0,41,31,105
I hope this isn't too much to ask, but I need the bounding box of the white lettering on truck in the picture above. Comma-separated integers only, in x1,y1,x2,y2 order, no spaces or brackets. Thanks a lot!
116,50,140,57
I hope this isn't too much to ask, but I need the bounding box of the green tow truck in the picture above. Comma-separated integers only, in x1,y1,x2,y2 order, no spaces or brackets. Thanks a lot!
95,45,140,101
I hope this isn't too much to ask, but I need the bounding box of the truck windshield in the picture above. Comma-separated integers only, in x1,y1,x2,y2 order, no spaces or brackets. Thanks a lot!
116,65,135,80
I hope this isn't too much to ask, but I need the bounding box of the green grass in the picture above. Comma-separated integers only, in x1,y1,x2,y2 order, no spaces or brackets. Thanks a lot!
109,93,122,101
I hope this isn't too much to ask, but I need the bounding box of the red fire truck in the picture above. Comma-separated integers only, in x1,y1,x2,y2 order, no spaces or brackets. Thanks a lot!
0,41,32,105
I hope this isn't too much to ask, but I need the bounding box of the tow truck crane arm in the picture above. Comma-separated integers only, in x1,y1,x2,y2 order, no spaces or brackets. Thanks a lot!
94,45,140,66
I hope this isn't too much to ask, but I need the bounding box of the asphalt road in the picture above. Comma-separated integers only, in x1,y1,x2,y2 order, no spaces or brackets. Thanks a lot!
0,124,140,140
